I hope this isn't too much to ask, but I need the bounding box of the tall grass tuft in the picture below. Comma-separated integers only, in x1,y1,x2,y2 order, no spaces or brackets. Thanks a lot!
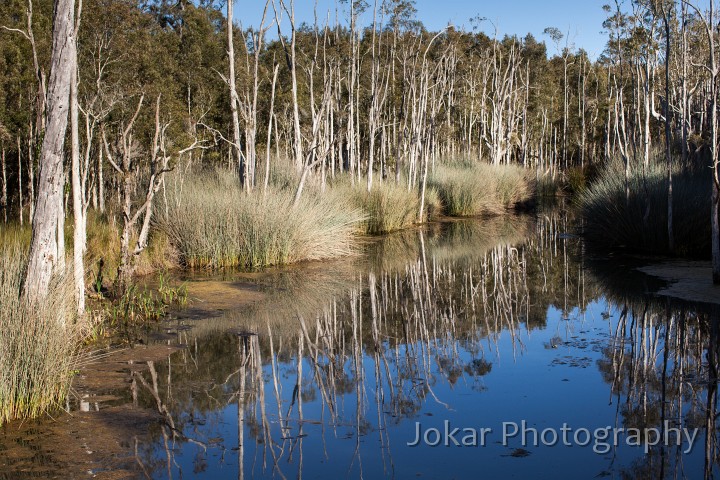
358,183,420,234
428,163,532,216
157,174,366,268
330,181,422,234
578,160,711,257
0,245,79,425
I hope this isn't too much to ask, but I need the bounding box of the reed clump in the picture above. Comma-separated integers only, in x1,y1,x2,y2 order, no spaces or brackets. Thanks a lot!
157,174,365,269
357,183,420,234
327,181,421,234
578,160,711,257
428,163,532,216
0,245,80,425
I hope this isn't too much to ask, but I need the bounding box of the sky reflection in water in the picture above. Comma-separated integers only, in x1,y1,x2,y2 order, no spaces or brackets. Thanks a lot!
126,214,719,480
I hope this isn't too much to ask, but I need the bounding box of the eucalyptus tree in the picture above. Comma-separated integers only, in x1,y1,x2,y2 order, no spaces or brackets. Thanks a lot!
650,0,675,253
273,0,303,172
238,0,272,191
23,0,76,304
544,26,574,169
225,0,243,183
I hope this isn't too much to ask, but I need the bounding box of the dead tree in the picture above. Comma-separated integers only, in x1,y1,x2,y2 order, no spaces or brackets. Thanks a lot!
225,0,244,183
103,95,172,288
239,0,273,191
274,0,303,171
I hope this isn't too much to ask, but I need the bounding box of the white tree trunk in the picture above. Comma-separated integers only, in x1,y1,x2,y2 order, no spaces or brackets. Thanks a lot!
71,49,85,315
24,0,75,303
227,0,243,181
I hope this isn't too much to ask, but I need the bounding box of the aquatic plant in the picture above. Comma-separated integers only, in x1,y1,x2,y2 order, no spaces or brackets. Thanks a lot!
328,181,422,234
106,278,188,327
157,174,366,269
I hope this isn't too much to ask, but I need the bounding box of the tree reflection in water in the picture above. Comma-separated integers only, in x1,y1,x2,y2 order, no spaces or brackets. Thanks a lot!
123,213,719,479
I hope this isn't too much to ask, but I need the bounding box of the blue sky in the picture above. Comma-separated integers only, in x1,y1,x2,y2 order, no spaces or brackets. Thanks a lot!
233,1,611,59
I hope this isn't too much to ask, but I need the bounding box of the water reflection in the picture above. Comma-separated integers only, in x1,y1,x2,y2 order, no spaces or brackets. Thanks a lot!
85,214,720,479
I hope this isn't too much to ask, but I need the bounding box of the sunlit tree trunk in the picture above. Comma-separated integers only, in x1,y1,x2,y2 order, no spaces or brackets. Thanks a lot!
0,146,6,223
71,27,85,315
24,0,75,304
16,136,23,226
274,0,303,171
264,63,280,194
227,0,244,183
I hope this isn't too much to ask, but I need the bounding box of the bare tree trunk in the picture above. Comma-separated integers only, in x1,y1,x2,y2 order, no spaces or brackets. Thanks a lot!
227,0,244,183
642,61,652,168
275,0,303,171
71,24,85,315
712,58,720,284
17,136,23,226
1,145,6,223
366,0,379,192
685,0,720,282
24,0,75,303
680,1,690,162
98,147,105,213
264,63,280,194
108,95,183,288
27,130,35,222
661,5,673,253
240,1,271,191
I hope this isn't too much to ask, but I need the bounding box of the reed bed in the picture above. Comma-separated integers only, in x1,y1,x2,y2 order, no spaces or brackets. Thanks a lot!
578,160,711,257
428,163,532,216
157,174,365,269
0,245,79,424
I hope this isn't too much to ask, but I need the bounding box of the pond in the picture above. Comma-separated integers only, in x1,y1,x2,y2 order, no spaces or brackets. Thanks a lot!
3,211,720,479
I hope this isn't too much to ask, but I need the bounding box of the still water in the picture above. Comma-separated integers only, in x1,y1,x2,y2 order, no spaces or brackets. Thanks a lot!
77,214,720,478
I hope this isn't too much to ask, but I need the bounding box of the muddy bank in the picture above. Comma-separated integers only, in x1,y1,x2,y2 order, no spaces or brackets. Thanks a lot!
637,260,720,305
0,271,275,480
0,345,182,480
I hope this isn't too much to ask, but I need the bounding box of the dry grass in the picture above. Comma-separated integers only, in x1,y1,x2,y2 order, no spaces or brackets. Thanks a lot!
157,173,366,269
0,244,80,424
428,163,531,216
1,211,176,290
356,183,420,234
325,181,422,234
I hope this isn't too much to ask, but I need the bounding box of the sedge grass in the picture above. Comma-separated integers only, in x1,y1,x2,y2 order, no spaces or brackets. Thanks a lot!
157,174,366,269
324,180,422,234
0,245,80,424
428,163,531,216
578,160,711,257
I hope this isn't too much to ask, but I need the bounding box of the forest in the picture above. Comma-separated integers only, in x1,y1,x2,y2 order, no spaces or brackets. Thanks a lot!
0,0,719,450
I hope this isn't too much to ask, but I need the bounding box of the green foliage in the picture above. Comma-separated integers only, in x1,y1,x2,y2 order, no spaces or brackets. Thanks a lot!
105,278,188,328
